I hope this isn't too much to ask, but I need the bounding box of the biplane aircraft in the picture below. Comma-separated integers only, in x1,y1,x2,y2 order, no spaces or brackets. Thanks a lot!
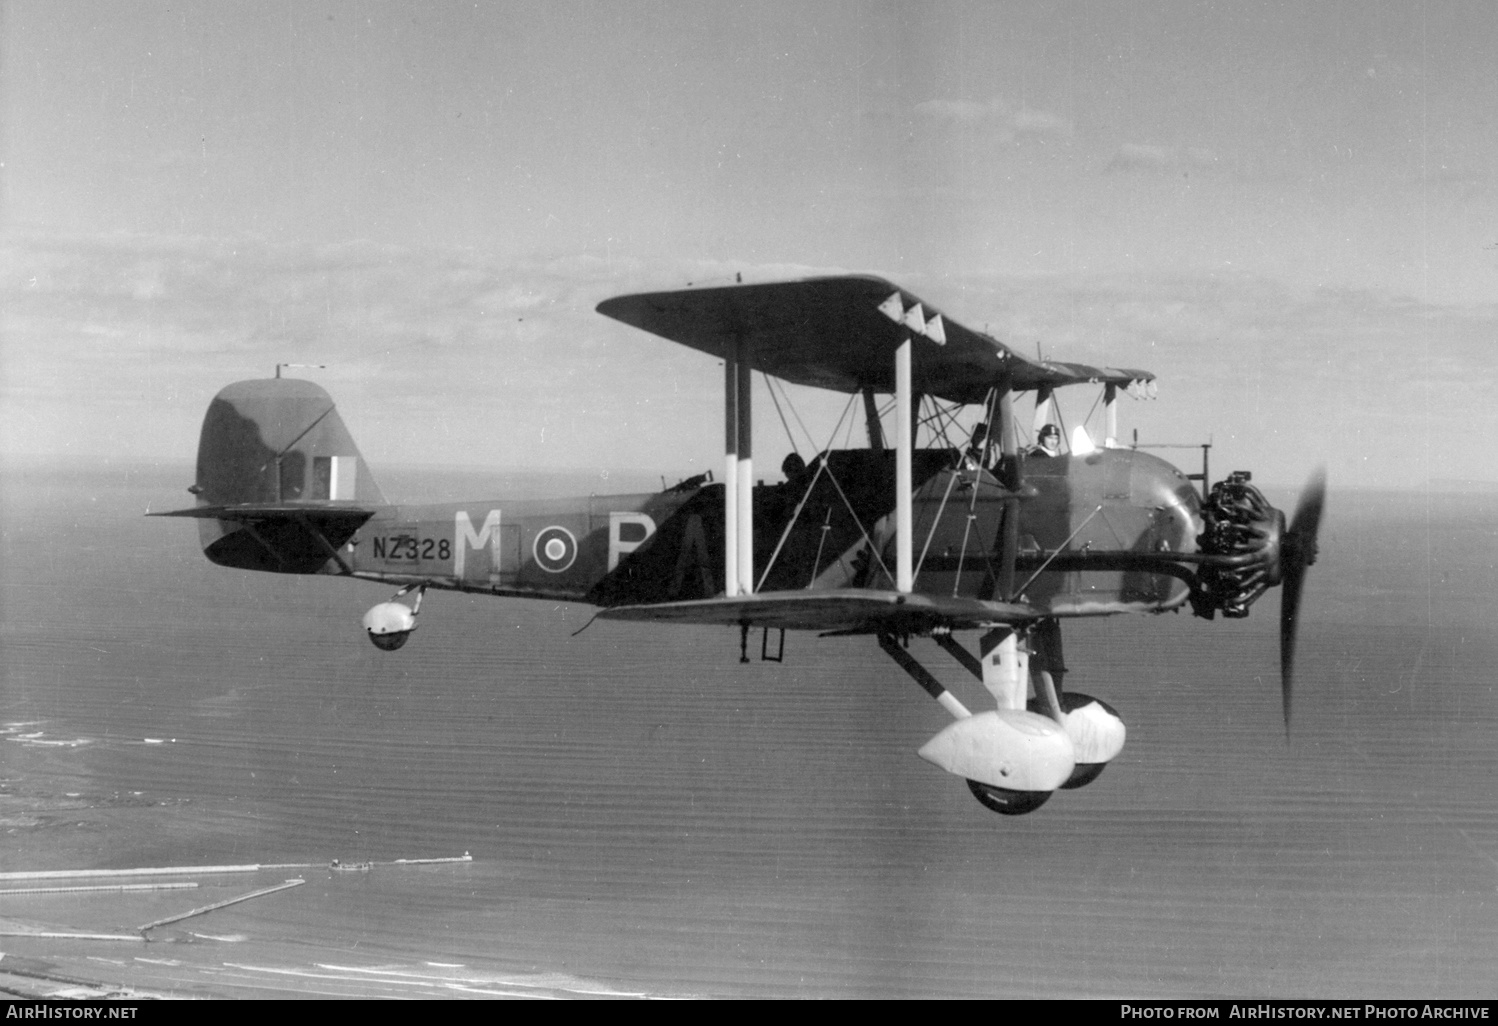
155,276,1324,815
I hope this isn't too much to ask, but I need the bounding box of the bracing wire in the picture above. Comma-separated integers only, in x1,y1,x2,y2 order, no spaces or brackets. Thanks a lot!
780,376,824,457
756,456,831,592
842,397,862,451
818,462,896,588
923,397,964,451
913,467,960,585
1009,504,1105,600
827,390,858,454
764,371,801,458
1081,386,1104,433
754,391,860,587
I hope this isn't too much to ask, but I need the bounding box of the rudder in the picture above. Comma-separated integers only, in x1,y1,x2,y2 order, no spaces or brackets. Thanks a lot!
185,379,385,573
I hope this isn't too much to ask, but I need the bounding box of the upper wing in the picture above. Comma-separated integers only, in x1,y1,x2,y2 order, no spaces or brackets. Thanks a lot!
597,588,1041,633
597,275,1153,405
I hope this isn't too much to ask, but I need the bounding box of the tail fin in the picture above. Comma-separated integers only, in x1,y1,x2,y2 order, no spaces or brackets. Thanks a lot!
160,379,385,574
193,378,384,507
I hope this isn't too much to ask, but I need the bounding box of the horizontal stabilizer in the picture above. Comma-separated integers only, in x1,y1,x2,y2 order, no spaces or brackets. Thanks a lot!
150,503,379,522
152,502,377,575
597,588,1041,633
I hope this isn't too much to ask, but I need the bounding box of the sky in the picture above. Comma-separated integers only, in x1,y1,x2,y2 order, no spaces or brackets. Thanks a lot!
3,0,1495,490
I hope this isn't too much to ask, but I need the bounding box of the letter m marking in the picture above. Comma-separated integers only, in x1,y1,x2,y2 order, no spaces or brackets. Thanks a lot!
455,510,501,579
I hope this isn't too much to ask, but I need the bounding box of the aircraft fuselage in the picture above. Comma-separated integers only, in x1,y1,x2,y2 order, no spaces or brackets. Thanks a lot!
200,446,1202,620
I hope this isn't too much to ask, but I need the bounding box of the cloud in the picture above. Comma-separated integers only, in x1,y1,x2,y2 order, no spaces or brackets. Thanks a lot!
912,99,992,123
0,231,847,471
1012,108,1074,140
5,231,1493,488
914,97,1074,141
1105,143,1222,175
888,268,1497,487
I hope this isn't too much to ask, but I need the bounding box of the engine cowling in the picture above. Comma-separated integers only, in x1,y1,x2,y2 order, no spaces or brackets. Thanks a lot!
362,602,417,651
1192,470,1285,619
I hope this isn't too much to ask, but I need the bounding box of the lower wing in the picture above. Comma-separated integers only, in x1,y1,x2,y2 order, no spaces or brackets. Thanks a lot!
597,588,1041,634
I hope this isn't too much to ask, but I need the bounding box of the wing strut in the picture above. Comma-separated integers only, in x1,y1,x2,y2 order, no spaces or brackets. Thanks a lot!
996,385,1019,600
736,335,753,596
1032,385,1054,442
724,355,737,596
895,337,913,593
861,387,885,450
724,335,754,596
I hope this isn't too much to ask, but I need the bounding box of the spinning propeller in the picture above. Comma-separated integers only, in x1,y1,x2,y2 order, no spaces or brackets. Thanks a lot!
1277,469,1326,734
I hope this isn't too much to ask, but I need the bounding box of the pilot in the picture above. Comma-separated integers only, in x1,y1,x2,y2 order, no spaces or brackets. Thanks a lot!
1028,424,1062,458
775,452,812,522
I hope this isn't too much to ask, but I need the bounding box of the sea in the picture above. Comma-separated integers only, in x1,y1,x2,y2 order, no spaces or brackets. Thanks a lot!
2,460,1495,999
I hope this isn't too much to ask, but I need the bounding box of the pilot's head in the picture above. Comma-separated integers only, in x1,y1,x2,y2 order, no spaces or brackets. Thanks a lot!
1038,424,1061,453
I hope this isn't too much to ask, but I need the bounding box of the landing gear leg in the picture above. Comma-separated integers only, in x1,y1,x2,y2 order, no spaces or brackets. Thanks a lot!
1030,618,1126,790
979,626,1027,711
398,582,428,617
1027,620,1065,723
936,625,1038,713
892,629,1074,816
878,632,971,721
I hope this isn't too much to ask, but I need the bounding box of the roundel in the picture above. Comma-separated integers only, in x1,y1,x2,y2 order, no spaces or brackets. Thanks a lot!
532,526,578,573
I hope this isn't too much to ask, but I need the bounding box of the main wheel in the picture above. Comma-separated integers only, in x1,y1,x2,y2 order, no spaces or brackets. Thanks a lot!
966,779,1052,816
367,629,412,651
1028,691,1125,789
363,602,417,651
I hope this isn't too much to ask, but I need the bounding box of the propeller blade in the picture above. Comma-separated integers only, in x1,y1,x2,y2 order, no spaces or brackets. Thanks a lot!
1287,467,1327,553
1279,559,1306,731
1279,468,1327,735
